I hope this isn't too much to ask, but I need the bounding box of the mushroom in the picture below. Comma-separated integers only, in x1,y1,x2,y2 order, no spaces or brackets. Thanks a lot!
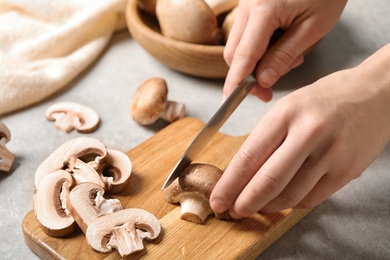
221,6,238,43
96,149,132,193
130,77,186,125
67,182,123,233
156,0,221,44
204,0,238,16
0,121,15,172
163,163,231,224
86,208,161,257
33,170,76,237
137,0,157,15
45,101,100,133
35,137,108,187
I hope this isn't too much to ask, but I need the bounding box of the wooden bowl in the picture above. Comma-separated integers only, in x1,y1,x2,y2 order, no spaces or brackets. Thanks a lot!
125,0,229,79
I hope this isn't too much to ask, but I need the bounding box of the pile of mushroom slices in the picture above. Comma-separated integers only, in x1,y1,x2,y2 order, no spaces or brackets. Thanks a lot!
138,0,238,45
0,121,15,173
33,137,161,257
163,163,231,224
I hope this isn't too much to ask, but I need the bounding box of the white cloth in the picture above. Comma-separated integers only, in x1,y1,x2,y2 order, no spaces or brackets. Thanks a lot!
0,0,127,116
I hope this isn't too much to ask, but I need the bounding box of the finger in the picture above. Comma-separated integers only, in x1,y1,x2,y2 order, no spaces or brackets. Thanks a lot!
255,23,320,88
223,2,249,67
210,110,288,214
228,130,315,219
260,153,329,213
295,171,346,209
222,8,278,100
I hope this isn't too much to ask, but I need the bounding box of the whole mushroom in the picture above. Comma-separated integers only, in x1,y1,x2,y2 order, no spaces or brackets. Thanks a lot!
130,77,186,125
156,0,221,44
163,163,230,224
0,121,15,172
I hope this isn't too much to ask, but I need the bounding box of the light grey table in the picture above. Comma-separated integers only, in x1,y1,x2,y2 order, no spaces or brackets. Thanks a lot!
1,0,389,259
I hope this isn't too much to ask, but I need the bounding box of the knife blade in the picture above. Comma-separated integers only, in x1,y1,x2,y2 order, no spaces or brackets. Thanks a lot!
161,77,257,190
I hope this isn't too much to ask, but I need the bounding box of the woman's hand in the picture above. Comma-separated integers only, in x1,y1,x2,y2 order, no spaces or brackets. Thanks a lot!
211,44,390,218
222,0,347,101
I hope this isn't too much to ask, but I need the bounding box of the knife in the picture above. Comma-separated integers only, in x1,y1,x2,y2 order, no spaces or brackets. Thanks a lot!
161,77,257,190
161,28,284,190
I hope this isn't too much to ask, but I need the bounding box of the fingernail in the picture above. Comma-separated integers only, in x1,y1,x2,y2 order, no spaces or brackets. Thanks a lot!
210,198,228,213
260,67,278,87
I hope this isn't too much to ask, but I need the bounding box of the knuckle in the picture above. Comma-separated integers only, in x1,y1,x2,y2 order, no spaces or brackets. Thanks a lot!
256,168,284,195
272,48,296,68
276,189,302,209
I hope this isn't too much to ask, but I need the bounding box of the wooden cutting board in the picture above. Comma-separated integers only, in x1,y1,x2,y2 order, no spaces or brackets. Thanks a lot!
22,117,311,259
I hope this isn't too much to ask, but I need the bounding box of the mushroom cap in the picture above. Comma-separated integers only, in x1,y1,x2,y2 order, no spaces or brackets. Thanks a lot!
130,77,168,125
156,0,220,44
33,170,76,237
35,137,107,187
172,163,223,199
221,6,238,43
86,208,161,257
45,101,100,133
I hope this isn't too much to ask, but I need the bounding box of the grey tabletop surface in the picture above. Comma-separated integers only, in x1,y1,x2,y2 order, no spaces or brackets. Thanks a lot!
1,0,390,259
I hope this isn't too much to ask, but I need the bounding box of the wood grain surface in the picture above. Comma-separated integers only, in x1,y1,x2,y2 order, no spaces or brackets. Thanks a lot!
22,117,311,259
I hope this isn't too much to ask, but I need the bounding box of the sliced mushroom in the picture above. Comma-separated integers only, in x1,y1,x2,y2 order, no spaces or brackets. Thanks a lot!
0,121,15,172
67,182,123,233
33,170,76,237
45,101,100,133
86,208,161,257
95,149,132,193
163,163,231,224
204,0,238,16
66,155,105,188
130,77,186,125
156,0,221,44
35,137,107,187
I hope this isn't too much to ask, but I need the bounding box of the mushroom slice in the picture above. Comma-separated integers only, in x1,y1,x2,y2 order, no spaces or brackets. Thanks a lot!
86,208,161,257
35,137,107,187
0,121,15,172
45,101,100,133
96,149,132,194
33,170,76,237
66,155,105,188
67,182,123,233
163,163,231,224
130,77,186,125
156,0,221,44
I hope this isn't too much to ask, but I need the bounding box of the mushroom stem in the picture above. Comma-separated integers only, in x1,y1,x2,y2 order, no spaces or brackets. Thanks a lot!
160,100,186,123
179,196,213,224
